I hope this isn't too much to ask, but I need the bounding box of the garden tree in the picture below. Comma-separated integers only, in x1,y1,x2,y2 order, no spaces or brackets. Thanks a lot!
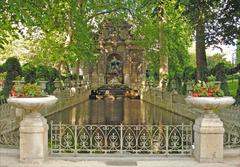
0,0,96,73
0,35,38,62
0,57,22,97
177,0,240,80
207,53,233,69
0,0,193,87
0,0,56,50
157,0,168,89
236,39,240,104
0,0,18,50
237,39,240,65
133,0,192,83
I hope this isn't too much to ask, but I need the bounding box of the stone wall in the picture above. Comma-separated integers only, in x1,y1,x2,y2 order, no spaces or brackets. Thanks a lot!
41,88,90,117
141,88,240,124
141,88,199,121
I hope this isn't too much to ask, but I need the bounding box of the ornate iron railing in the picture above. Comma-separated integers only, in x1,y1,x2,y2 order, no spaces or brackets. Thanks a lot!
50,123,193,156
0,130,19,148
224,122,240,148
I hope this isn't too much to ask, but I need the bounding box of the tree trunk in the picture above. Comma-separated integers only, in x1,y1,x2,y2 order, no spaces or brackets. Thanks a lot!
237,38,240,64
196,19,207,80
159,23,168,90
57,61,63,76
75,60,80,82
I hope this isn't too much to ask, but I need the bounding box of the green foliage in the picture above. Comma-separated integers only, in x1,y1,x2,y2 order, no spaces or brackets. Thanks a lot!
227,79,238,97
237,39,240,65
235,79,240,105
36,65,49,80
45,67,60,94
207,53,233,69
12,83,46,97
22,63,37,84
199,67,210,82
0,0,97,66
182,66,196,82
22,63,60,94
211,63,230,96
133,0,192,74
0,72,7,81
192,76,224,97
0,57,22,97
173,72,183,94
178,0,240,46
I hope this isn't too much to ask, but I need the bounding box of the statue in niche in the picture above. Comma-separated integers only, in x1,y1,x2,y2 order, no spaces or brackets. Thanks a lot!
107,55,123,84
108,56,122,75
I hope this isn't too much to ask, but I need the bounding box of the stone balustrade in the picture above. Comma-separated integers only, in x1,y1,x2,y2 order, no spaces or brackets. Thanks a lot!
141,88,199,121
141,88,240,124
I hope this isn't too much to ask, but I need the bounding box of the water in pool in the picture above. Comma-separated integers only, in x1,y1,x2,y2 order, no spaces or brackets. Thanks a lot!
47,98,192,125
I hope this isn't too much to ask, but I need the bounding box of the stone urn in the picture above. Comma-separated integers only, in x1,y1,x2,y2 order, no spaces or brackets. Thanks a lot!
7,95,57,112
185,96,235,163
185,96,235,114
38,81,48,90
7,95,57,163
54,80,62,89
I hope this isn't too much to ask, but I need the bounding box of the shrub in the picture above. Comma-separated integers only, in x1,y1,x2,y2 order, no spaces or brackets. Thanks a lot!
1,57,22,97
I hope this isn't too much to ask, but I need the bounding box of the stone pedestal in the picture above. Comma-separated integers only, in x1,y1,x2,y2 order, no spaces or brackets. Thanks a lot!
193,113,224,163
20,112,48,163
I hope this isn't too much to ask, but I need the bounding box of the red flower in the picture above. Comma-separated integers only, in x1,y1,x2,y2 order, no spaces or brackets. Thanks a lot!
11,90,17,96
209,89,213,93
193,93,199,97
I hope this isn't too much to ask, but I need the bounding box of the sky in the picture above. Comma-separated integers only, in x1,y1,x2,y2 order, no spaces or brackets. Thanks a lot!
189,42,237,64
206,44,237,63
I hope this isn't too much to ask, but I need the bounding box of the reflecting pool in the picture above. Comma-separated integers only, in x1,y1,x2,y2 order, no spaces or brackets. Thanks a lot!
47,98,192,125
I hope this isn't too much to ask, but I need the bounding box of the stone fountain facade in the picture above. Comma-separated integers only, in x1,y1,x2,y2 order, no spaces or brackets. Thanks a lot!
85,20,146,88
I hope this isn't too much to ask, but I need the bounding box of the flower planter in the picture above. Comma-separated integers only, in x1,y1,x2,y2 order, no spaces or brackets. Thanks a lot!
7,95,57,112
38,81,48,90
185,96,235,163
54,80,62,89
7,95,57,163
185,96,235,114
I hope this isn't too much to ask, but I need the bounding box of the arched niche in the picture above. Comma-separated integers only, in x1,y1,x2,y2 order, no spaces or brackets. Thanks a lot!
106,53,123,84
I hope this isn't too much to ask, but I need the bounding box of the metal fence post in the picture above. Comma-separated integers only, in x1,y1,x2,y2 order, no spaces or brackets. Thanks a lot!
181,123,184,155
165,126,169,155
59,122,62,155
50,120,53,154
74,124,77,155
120,124,123,154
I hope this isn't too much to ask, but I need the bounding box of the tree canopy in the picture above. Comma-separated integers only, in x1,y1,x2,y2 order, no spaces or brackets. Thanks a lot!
177,0,240,79
0,0,239,80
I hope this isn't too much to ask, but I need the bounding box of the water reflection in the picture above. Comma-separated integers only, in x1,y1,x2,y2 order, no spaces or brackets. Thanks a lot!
47,98,192,125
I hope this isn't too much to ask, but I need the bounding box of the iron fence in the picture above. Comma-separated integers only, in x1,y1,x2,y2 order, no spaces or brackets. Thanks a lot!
50,123,193,156
0,130,19,148
224,122,240,148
